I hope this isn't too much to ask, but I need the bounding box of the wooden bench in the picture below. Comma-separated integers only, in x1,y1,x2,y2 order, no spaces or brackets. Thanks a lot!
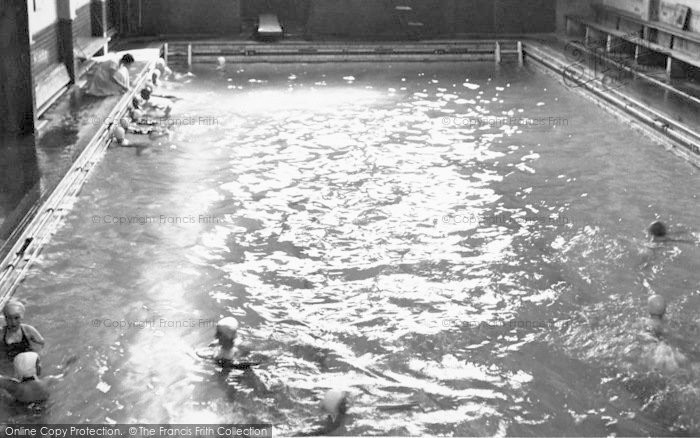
566,3,700,78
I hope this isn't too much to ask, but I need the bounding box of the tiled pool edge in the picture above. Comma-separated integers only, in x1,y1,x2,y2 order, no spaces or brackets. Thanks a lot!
523,41,700,168
0,56,160,306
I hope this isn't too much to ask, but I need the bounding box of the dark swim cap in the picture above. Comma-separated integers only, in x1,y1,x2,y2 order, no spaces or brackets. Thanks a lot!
648,220,667,237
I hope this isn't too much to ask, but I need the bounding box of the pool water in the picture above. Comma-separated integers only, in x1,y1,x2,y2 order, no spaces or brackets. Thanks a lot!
4,61,700,435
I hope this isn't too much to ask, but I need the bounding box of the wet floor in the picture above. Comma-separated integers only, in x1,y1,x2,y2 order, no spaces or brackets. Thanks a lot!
4,61,700,435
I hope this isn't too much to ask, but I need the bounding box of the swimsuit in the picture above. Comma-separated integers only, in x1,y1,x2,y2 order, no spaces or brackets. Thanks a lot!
3,325,32,361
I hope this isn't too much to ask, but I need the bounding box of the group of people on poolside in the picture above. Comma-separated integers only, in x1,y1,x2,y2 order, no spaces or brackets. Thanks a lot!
110,57,176,147
77,51,176,147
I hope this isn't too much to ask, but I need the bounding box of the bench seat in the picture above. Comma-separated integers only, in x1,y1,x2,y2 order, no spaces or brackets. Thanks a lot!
566,10,700,78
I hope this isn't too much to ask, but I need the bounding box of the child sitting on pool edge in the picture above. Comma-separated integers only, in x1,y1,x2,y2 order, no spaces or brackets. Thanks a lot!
1,300,45,362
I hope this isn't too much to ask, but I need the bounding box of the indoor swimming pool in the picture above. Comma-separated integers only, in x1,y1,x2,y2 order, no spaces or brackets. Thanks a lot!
5,61,700,436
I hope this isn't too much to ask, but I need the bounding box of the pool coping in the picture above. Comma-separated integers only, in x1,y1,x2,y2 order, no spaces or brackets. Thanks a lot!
163,40,525,65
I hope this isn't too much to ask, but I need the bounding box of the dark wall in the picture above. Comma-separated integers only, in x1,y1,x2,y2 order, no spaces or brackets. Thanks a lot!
454,0,496,34
307,0,556,37
140,0,241,35
134,0,556,37
0,0,35,134
495,0,557,33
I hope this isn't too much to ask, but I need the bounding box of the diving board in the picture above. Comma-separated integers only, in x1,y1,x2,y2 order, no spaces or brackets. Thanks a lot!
257,13,284,40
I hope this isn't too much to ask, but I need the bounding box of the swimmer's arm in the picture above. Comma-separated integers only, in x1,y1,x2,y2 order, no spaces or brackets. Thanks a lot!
23,324,45,349
43,374,64,384
111,69,130,93
0,376,19,393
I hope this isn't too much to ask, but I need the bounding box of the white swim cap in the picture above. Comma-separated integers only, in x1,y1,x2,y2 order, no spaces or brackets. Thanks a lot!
14,352,39,379
321,389,349,416
216,317,239,338
648,295,667,317
217,56,226,66
113,126,126,142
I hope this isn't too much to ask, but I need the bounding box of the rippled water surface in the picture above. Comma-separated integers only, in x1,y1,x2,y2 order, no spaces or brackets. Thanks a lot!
5,62,700,435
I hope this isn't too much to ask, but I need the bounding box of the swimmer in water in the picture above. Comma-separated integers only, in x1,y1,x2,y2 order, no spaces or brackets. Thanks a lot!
647,220,697,244
648,220,668,241
197,317,258,369
154,58,173,82
0,352,52,403
1,301,45,362
636,294,689,373
644,294,667,337
138,88,172,118
295,389,350,436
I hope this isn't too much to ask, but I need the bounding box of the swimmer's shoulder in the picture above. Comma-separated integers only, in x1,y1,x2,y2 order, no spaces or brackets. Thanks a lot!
14,380,49,403
21,324,44,340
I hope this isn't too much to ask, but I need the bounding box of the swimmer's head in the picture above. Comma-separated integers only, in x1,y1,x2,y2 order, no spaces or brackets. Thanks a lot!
321,389,349,420
215,317,238,345
648,294,667,319
112,126,126,143
152,70,161,85
131,109,143,121
119,118,130,129
120,53,135,67
217,56,226,67
3,300,25,329
14,352,40,379
140,88,152,101
648,221,667,238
